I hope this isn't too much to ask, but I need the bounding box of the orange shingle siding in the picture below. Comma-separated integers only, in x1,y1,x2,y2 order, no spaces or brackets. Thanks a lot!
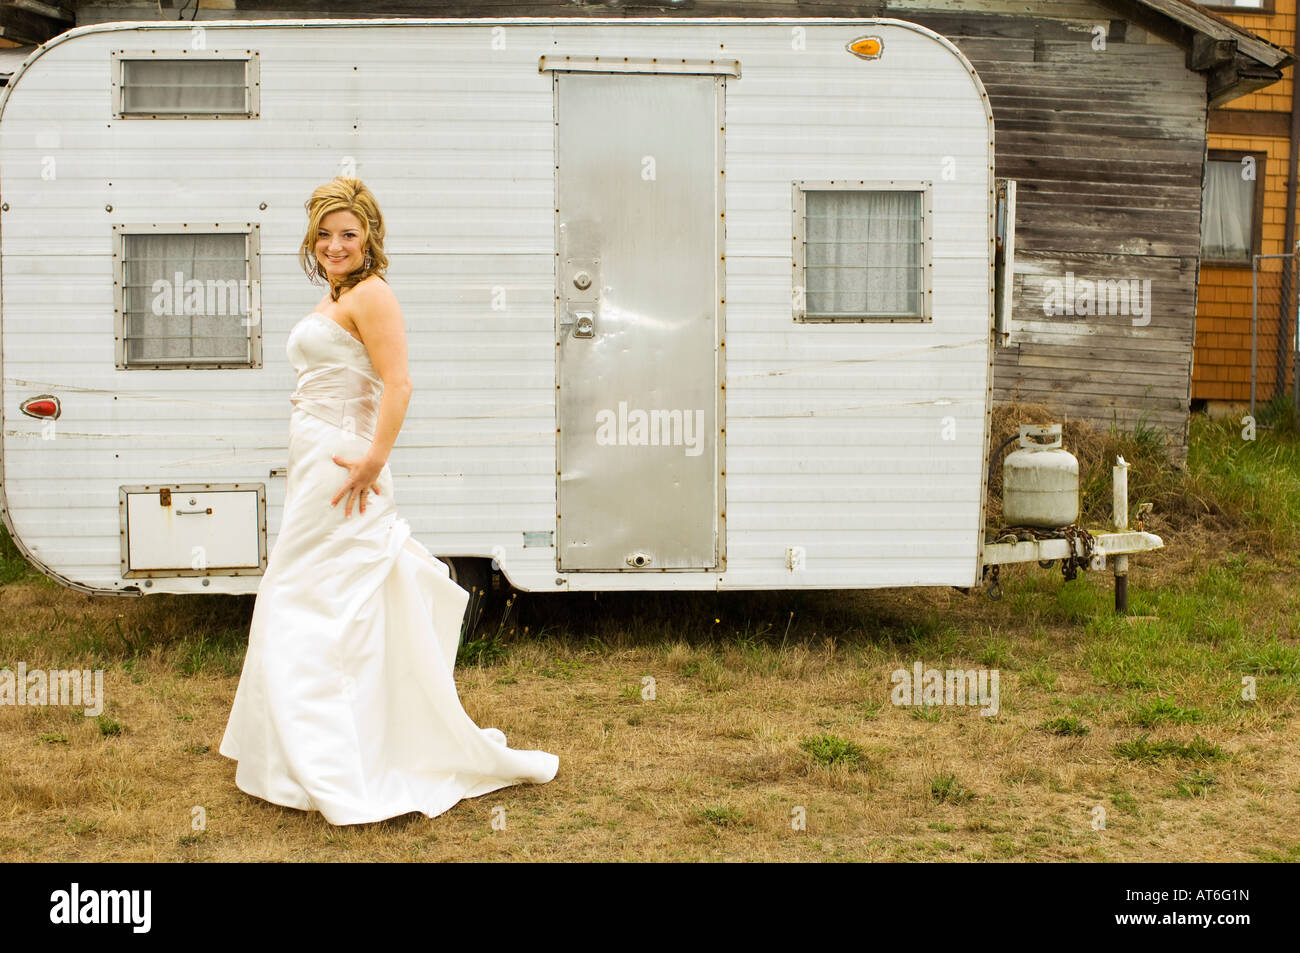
1195,0,1298,402
1220,0,1294,111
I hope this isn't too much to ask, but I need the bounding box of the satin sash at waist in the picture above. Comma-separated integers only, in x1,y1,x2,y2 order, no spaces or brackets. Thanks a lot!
289,363,383,441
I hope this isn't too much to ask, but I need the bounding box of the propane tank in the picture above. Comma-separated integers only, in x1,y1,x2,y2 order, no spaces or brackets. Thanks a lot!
1002,424,1079,528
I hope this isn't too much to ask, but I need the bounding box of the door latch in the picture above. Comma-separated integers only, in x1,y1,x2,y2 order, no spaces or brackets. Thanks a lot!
573,311,594,338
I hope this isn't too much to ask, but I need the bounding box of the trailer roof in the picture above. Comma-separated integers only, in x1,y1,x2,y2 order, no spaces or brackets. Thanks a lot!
0,6,1291,105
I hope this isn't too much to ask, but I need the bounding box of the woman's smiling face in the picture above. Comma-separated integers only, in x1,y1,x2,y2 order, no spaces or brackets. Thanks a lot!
316,210,366,280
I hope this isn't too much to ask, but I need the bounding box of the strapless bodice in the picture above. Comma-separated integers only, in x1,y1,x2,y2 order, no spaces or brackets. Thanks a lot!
286,313,383,441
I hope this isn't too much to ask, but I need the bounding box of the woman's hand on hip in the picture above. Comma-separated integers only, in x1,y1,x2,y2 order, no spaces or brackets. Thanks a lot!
331,453,384,516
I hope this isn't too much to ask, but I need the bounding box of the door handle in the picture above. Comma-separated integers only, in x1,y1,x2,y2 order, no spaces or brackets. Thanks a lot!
572,311,594,338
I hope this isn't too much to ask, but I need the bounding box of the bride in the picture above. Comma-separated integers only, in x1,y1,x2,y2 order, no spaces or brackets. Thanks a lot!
219,176,559,825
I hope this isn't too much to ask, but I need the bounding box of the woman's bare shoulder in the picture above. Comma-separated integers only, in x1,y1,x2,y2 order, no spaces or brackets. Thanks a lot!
343,274,398,318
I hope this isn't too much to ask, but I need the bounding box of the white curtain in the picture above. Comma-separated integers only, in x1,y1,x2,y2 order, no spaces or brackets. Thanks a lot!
122,59,247,114
806,190,922,318
1202,159,1254,261
124,233,250,363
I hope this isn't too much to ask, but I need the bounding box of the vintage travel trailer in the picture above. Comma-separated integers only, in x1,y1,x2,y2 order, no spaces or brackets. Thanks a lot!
0,16,1160,601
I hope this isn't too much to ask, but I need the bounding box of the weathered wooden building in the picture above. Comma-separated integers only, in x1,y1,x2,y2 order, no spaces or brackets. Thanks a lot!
2,0,1293,449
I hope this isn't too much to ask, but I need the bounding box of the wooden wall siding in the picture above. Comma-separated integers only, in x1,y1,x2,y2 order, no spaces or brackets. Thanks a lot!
901,10,1205,444
1196,0,1297,404
71,0,1127,22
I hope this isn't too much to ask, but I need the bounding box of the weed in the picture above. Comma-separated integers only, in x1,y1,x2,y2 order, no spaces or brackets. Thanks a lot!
696,805,743,828
1109,789,1139,813
1039,716,1090,736
1131,697,1204,728
97,715,123,737
908,705,944,722
800,733,867,769
1170,770,1217,799
456,633,508,668
929,772,974,804
1023,661,1059,692
1113,733,1225,763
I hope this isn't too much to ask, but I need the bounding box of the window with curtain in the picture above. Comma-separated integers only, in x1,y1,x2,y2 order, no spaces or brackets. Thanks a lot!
1201,157,1260,262
799,187,927,321
118,229,259,368
117,55,256,117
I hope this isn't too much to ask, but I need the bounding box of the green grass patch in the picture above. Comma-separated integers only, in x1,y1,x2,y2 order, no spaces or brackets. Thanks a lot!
696,805,743,828
1112,733,1225,763
175,631,245,678
96,715,123,737
1169,769,1217,799
1022,661,1059,692
800,733,866,769
1039,715,1090,736
929,772,974,804
456,633,509,667
1130,697,1205,728
1232,640,1300,683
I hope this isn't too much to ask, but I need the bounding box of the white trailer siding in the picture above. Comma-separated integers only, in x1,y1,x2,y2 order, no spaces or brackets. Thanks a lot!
0,17,994,595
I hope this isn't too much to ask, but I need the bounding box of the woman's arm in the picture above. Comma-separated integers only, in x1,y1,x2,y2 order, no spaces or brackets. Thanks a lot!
329,278,413,516
349,278,413,466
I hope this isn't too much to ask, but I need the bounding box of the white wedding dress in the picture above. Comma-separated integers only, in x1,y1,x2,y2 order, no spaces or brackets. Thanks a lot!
219,311,558,825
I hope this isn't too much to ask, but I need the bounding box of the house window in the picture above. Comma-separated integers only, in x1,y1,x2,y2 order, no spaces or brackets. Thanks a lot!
793,180,931,322
1201,151,1266,264
1200,1,1272,12
114,224,262,369
112,50,260,119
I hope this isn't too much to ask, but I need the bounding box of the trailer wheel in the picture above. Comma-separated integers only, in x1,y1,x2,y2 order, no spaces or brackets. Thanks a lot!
444,557,491,640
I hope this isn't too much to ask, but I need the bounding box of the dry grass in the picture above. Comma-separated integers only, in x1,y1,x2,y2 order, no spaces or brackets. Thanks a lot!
2,549,1297,861
2,401,1298,861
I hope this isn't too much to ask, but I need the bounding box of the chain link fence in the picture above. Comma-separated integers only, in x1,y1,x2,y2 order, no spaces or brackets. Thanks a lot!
1251,250,1298,415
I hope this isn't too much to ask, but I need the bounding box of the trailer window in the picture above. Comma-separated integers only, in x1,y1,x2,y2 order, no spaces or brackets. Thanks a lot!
112,51,260,119
113,224,262,369
793,181,931,323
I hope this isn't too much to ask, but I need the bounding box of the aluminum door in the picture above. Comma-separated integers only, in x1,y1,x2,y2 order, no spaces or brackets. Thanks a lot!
554,70,724,571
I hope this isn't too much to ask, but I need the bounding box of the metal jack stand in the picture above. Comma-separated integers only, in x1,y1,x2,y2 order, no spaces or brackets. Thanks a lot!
1113,456,1130,614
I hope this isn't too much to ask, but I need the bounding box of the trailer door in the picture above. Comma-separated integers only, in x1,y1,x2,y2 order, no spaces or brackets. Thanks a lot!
551,66,725,572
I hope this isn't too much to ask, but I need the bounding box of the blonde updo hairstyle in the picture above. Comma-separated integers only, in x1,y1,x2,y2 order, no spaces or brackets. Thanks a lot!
299,176,389,301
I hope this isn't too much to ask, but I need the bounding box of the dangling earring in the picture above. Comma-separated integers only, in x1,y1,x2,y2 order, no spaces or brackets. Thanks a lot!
363,252,372,270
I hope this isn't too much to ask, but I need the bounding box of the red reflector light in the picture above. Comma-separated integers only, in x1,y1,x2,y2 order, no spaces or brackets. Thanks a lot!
20,395,61,419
